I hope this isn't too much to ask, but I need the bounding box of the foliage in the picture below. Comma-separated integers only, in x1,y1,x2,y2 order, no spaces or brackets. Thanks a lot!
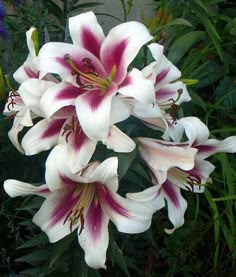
0,0,236,275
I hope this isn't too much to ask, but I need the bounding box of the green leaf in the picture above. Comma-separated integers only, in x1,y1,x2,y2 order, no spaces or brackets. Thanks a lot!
197,13,223,59
17,233,48,249
0,67,5,100
213,195,236,201
49,234,74,269
194,0,208,12
19,268,41,275
204,189,220,267
118,148,137,180
44,0,63,22
16,197,44,210
189,90,206,111
15,249,49,264
153,18,192,35
109,240,130,277
168,31,206,64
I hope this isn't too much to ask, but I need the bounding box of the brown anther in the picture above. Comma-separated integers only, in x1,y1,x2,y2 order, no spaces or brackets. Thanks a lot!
7,90,20,111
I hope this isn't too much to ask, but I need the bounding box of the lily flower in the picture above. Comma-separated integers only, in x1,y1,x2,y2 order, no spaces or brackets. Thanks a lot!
131,43,191,141
128,117,236,233
4,146,153,269
3,78,56,152
38,11,155,141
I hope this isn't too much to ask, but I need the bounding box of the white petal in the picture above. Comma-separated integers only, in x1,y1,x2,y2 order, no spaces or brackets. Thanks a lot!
148,43,181,89
127,185,165,213
45,145,85,191
33,189,80,243
147,43,164,63
197,136,236,159
40,82,84,119
162,182,187,234
133,102,163,118
13,55,39,84
75,83,118,140
19,79,56,117
58,118,97,173
138,137,197,172
87,157,119,192
103,125,135,153
101,21,153,84
22,118,65,155
109,96,131,125
99,187,153,234
69,11,105,58
156,81,191,106
78,198,109,269
4,179,50,198
118,68,155,104
26,27,37,58
8,108,33,153
38,42,105,82
177,117,210,146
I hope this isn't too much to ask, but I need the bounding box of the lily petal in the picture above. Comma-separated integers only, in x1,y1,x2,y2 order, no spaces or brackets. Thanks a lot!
78,198,109,269
156,81,191,105
138,137,197,172
40,82,85,119
4,179,50,198
38,42,106,81
133,102,163,118
162,181,187,234
13,55,39,84
19,78,56,117
177,117,210,146
8,108,34,153
98,185,153,234
127,185,165,213
87,157,119,192
75,83,118,140
118,68,155,104
26,27,38,58
148,43,181,89
21,118,65,155
101,21,153,84
103,125,135,153
109,96,130,125
197,136,236,159
33,188,80,243
69,11,105,59
45,145,85,192
58,118,97,173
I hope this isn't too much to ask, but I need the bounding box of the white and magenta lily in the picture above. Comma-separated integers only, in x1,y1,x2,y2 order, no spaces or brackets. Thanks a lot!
131,43,191,141
4,145,153,269
128,117,236,233
38,11,155,141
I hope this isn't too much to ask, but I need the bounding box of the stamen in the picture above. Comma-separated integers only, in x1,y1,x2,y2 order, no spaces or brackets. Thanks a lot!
7,90,20,111
63,184,95,235
161,88,183,123
169,168,202,192
64,54,111,91
61,116,83,143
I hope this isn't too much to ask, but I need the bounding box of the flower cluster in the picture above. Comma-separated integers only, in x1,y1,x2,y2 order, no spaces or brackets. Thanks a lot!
3,12,236,269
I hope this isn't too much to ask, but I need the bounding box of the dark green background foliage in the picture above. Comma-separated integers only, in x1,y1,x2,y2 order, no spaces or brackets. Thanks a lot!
0,0,236,275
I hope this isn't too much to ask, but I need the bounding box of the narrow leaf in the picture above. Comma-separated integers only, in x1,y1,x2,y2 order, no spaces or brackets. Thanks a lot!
168,31,206,64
